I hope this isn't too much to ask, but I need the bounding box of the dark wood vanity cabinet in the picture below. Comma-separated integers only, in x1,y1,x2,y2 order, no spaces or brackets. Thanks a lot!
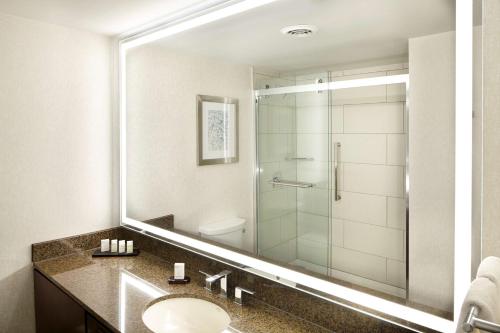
34,270,113,333
86,314,113,333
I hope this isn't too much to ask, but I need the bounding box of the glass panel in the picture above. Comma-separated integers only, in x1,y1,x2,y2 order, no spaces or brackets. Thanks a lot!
255,71,409,298
256,72,331,274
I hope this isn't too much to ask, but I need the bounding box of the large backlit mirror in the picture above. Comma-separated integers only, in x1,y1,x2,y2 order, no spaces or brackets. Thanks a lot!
122,0,480,330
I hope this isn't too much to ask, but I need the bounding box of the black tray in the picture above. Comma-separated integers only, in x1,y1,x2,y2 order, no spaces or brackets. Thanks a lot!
92,249,140,257
168,276,191,284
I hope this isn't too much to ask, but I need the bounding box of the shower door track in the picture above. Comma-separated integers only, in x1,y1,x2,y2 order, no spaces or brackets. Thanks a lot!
255,74,409,97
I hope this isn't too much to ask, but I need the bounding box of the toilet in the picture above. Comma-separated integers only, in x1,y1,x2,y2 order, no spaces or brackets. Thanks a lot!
199,218,246,249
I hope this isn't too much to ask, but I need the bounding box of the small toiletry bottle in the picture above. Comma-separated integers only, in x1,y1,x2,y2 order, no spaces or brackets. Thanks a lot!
174,263,185,280
101,239,110,252
126,240,133,254
118,240,126,253
111,239,118,252
168,263,190,284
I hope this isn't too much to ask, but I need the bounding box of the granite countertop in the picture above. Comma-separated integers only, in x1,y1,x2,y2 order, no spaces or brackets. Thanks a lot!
34,249,333,333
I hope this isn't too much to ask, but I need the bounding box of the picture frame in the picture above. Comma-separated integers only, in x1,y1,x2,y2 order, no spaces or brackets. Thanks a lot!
197,95,239,166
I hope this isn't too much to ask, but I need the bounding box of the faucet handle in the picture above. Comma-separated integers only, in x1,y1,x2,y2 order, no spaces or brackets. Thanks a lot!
213,270,232,279
199,270,231,296
217,270,231,298
234,286,255,306
211,270,231,298
198,271,215,291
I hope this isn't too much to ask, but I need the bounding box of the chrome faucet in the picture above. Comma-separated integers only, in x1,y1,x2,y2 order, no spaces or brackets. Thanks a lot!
199,270,231,297
234,286,255,306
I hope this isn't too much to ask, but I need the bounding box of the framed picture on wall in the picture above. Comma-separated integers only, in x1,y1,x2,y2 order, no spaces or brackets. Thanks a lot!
197,95,239,166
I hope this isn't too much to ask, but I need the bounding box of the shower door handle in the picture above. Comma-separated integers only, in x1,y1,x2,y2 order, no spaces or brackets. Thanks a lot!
334,142,341,201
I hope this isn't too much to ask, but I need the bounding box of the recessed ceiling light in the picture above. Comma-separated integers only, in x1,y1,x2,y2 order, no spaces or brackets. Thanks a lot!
280,25,318,37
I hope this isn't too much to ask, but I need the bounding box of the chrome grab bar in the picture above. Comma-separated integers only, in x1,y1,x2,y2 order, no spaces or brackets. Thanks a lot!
269,177,313,188
285,156,314,161
463,305,500,333
334,142,341,201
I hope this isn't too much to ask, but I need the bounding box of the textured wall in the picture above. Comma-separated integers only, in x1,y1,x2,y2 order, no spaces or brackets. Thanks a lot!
0,13,113,332
126,45,255,251
409,31,455,313
472,24,483,276
482,0,500,259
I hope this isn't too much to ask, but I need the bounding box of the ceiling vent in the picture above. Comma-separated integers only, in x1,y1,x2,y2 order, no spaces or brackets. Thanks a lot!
280,25,318,37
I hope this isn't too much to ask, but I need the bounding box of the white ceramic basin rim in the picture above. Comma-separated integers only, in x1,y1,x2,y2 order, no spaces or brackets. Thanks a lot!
142,297,231,333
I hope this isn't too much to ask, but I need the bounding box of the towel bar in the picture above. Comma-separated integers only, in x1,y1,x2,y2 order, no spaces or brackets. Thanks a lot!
463,305,500,333
268,177,313,188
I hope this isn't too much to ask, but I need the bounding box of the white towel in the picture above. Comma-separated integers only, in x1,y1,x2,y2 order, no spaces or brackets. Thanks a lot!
456,277,499,333
477,256,500,285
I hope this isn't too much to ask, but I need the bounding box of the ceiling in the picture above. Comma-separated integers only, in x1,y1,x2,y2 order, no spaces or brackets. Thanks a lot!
0,0,456,71
0,0,204,35
151,0,455,72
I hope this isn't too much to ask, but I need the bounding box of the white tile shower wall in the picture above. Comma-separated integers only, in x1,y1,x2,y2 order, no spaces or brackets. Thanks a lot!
343,102,404,134
333,192,387,226
343,221,404,261
332,134,387,165
343,164,404,197
295,64,408,295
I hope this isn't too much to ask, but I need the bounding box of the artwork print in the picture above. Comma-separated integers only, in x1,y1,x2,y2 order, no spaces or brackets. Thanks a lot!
207,109,229,153
197,96,238,165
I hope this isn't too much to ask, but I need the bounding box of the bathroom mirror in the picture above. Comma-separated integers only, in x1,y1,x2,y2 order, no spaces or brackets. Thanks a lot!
121,0,479,330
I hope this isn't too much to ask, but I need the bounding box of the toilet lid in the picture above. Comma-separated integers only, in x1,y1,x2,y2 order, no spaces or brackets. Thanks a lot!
199,218,246,236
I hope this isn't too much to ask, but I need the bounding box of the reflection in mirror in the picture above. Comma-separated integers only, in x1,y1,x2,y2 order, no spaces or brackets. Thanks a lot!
124,0,474,322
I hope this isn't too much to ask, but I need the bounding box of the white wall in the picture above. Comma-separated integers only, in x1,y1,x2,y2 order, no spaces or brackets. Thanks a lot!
482,0,500,259
409,31,455,313
0,13,113,332
472,25,483,276
126,45,254,251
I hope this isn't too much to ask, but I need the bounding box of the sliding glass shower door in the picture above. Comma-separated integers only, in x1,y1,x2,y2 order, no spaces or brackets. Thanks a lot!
256,73,331,274
255,70,408,297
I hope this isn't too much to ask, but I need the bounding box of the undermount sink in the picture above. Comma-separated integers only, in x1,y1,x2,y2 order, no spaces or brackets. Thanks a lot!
142,297,231,333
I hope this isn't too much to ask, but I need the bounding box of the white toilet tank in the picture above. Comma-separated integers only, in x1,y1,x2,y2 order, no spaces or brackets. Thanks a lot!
199,218,246,249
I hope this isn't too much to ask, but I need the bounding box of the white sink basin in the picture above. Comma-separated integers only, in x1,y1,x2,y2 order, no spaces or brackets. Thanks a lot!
142,297,231,333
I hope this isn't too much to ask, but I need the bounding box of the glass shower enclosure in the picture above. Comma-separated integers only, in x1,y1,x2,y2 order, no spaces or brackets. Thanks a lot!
255,70,408,297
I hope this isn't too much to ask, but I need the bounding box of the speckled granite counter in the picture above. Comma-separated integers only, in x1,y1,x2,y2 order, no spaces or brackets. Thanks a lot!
32,227,436,333
34,249,332,333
